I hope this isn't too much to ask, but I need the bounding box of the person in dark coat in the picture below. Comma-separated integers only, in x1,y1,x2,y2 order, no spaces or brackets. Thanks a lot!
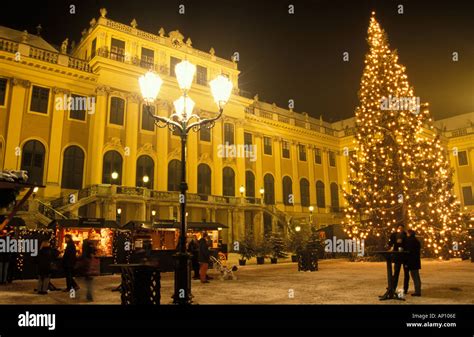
198,232,211,283
0,251,10,285
187,235,200,280
82,239,97,302
62,234,79,292
36,240,54,295
388,223,409,294
406,229,422,296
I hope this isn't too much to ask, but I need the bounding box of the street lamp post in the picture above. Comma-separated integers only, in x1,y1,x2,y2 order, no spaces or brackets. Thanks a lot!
139,60,233,305
309,206,314,227
259,187,264,204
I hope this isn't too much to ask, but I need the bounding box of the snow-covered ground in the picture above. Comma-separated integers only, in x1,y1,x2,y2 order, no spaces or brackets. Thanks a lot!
0,258,472,304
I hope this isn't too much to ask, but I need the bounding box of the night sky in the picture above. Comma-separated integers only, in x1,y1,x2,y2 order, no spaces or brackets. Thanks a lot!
1,0,472,122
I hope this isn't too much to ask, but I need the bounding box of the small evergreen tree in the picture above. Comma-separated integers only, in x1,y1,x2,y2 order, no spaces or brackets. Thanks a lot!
269,232,288,259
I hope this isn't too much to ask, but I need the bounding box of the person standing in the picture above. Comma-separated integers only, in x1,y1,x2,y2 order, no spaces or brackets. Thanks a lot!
406,229,422,296
37,240,54,295
0,250,10,285
82,239,98,302
62,234,79,292
198,232,211,283
388,223,409,294
187,235,200,280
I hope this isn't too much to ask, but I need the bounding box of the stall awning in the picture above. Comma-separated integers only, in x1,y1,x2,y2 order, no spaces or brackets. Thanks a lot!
48,218,119,229
122,220,227,231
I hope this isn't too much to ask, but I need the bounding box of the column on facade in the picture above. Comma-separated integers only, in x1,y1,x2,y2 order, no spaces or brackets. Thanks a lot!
253,211,264,240
227,209,233,247
103,199,117,220
212,120,223,196
124,93,139,187
290,141,301,212
45,87,68,196
273,137,283,206
169,205,175,220
254,133,264,200
87,86,108,185
235,120,246,194
322,148,331,213
232,209,244,242
156,100,169,191
3,78,30,171
307,145,316,208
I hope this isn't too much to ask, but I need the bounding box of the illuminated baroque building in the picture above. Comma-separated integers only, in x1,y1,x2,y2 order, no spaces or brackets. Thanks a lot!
0,10,473,246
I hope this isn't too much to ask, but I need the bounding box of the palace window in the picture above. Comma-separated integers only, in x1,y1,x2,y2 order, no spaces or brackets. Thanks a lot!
300,178,310,207
224,123,234,145
91,38,96,59
168,160,181,191
110,97,125,125
200,127,211,142
198,164,212,195
61,146,84,190
264,174,275,205
316,180,326,208
458,151,468,166
329,151,336,167
196,65,207,85
170,57,181,77
30,86,50,114
299,144,307,161
282,140,290,159
244,132,252,146
314,148,322,164
102,151,123,185
69,94,86,121
245,171,255,198
330,182,339,211
136,155,154,188
0,78,7,105
282,176,293,205
21,140,45,185
110,38,125,62
222,167,235,196
263,137,272,155
141,47,154,69
462,186,473,206
142,105,155,131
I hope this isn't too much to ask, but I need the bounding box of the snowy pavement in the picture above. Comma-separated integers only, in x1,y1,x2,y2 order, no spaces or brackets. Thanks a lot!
0,258,472,304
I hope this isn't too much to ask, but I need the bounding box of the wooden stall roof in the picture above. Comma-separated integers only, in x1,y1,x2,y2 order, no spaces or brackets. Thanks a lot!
48,218,119,229
122,220,228,231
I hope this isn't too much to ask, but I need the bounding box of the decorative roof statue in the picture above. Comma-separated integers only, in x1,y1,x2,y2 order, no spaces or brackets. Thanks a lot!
70,40,76,51
186,37,192,47
36,24,42,36
169,30,184,48
21,30,28,43
131,19,138,28
209,47,215,56
61,38,68,54
100,8,107,18
81,29,87,37
158,27,165,37
254,94,259,102
90,18,96,27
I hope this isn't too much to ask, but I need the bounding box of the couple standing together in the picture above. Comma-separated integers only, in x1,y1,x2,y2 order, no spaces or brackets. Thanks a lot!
389,224,422,297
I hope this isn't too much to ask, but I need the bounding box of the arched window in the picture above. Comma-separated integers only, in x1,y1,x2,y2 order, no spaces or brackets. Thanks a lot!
330,182,339,211
300,178,310,207
264,174,275,205
102,150,123,185
282,176,293,205
61,146,84,189
245,171,255,198
21,140,45,185
110,97,125,125
168,159,181,191
198,164,212,195
316,180,326,208
222,167,235,196
136,155,154,188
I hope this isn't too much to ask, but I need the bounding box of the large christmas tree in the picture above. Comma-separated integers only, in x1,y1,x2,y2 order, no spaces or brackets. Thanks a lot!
343,12,463,258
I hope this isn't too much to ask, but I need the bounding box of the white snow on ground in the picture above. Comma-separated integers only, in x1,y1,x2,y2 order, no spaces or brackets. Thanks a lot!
0,258,472,304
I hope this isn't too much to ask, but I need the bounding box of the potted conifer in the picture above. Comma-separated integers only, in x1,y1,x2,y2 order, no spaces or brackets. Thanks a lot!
255,235,271,265
269,232,288,264
238,229,255,266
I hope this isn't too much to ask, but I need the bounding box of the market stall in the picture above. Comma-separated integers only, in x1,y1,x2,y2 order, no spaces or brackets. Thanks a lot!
48,218,118,274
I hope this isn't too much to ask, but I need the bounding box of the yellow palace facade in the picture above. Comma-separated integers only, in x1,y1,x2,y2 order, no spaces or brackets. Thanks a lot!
1,10,473,246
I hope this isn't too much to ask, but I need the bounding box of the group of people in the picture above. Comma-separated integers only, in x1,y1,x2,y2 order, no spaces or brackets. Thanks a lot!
36,234,97,301
187,232,214,283
388,224,422,297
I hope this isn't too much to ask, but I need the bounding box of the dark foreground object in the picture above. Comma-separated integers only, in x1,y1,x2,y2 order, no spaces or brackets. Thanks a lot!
111,264,161,305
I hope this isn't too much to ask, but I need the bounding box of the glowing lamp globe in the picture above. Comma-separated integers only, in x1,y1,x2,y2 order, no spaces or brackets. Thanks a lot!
239,185,245,194
139,71,163,103
143,175,149,183
173,95,195,120
111,172,119,180
209,75,233,109
309,206,314,212
175,60,196,90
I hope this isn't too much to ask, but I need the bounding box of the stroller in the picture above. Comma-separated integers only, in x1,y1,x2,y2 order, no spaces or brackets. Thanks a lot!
210,253,238,280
